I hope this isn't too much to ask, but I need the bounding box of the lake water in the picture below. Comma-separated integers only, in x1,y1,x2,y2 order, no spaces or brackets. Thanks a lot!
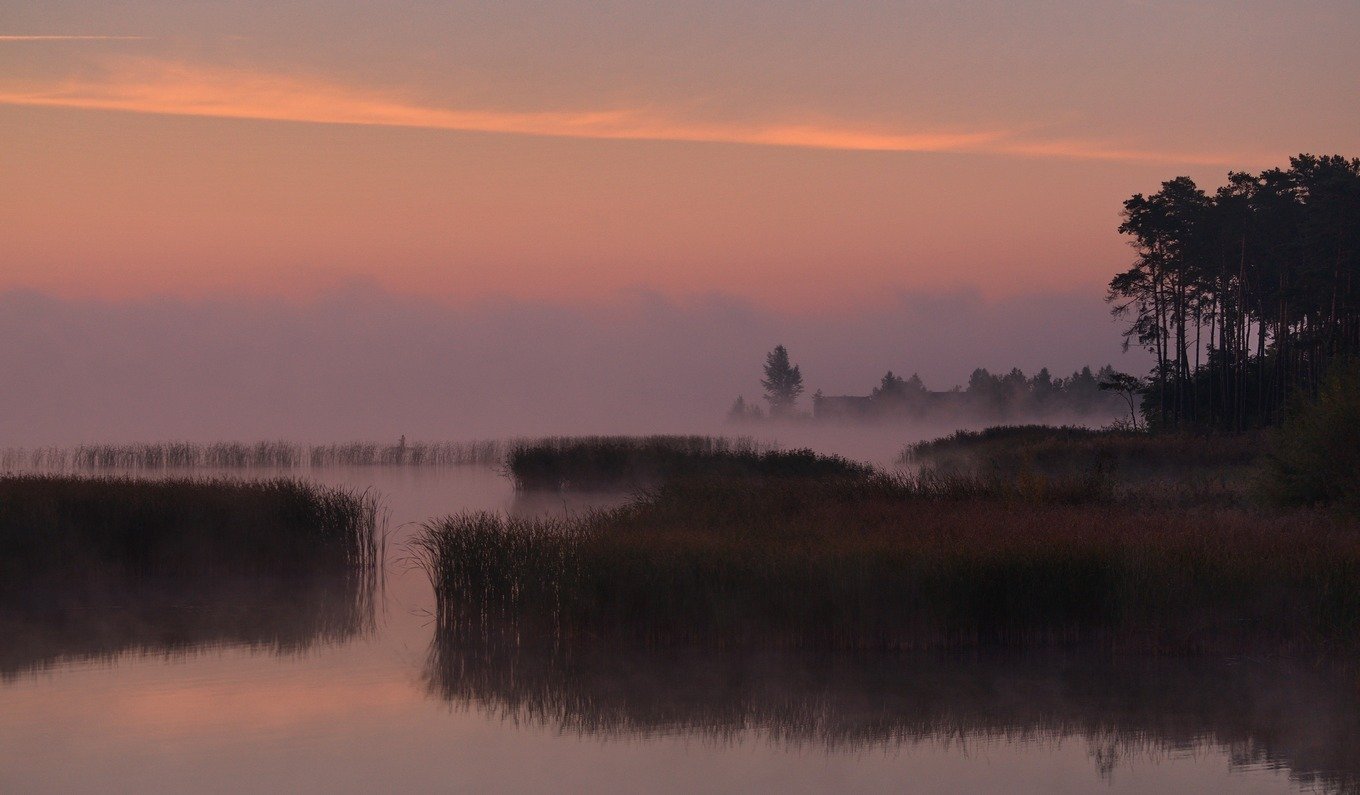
1,462,1355,794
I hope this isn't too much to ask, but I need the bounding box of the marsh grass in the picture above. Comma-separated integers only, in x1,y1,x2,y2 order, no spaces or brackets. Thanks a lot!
0,439,513,471
0,441,305,470
503,435,854,490
2,437,770,472
308,440,509,467
901,425,1262,474
0,475,381,675
417,468,1360,655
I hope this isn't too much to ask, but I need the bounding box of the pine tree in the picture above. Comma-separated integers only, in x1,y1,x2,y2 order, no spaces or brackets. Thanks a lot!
761,345,805,417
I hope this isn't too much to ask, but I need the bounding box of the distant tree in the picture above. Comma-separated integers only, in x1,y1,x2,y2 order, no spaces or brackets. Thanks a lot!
728,396,748,422
727,395,764,422
872,371,908,401
1099,371,1145,429
761,345,804,417
1030,367,1056,399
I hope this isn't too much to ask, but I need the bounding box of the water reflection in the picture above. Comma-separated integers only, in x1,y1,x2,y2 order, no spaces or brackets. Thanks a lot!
506,488,632,519
2,571,376,679
426,625,1360,792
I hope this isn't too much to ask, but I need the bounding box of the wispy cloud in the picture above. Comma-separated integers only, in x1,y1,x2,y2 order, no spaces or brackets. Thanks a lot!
0,35,148,41
0,60,1235,164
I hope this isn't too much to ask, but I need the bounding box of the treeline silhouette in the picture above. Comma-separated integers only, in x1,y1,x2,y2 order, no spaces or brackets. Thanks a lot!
731,343,1123,423
1109,153,1360,430
732,364,1122,422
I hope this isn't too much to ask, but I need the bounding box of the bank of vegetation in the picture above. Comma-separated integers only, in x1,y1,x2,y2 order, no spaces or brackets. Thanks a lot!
504,435,852,490
901,425,1262,476
417,440,1360,655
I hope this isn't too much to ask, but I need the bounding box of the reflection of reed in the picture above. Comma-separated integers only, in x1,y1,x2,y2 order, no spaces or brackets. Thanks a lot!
426,621,1360,791
0,476,381,676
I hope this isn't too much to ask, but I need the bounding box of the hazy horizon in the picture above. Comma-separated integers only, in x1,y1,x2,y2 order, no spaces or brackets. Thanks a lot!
0,285,1140,447
2,1,1354,445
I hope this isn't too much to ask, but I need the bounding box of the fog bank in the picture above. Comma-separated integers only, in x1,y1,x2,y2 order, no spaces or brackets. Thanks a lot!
0,287,1146,447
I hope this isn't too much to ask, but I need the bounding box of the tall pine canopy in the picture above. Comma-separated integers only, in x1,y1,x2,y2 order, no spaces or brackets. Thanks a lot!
1108,154,1360,430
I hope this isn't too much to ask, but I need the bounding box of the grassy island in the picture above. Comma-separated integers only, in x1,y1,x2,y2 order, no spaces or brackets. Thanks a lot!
418,436,1360,655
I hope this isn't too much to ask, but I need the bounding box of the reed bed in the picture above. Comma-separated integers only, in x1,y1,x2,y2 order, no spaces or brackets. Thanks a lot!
0,441,303,470
1,436,773,473
308,439,510,467
416,468,1360,655
0,475,381,675
504,435,838,490
0,439,509,470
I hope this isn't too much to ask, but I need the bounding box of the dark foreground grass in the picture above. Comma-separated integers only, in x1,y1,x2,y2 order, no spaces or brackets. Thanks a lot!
417,470,1360,655
504,435,860,490
0,475,381,675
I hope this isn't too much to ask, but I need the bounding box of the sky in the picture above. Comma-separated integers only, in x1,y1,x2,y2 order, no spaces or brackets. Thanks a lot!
1,1,1358,440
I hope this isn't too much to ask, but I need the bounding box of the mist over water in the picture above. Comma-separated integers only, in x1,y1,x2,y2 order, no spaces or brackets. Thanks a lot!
0,288,1140,448
0,464,1348,793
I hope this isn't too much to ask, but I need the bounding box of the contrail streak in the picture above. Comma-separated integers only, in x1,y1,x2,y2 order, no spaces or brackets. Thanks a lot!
0,35,148,41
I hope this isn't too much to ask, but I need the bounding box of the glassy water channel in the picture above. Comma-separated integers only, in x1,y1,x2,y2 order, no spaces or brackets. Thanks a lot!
1,464,1355,794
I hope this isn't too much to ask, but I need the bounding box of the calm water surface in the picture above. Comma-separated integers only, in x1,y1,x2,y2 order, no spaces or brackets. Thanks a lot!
1,465,1354,793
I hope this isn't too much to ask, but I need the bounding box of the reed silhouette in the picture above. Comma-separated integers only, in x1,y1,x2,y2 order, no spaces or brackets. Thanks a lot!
0,475,381,676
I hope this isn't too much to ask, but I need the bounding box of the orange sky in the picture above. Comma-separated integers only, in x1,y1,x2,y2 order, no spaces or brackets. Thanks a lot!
2,1,1358,311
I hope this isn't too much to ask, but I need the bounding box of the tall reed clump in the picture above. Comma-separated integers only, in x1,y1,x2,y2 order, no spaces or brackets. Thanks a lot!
417,466,1360,655
504,435,843,490
0,475,381,675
